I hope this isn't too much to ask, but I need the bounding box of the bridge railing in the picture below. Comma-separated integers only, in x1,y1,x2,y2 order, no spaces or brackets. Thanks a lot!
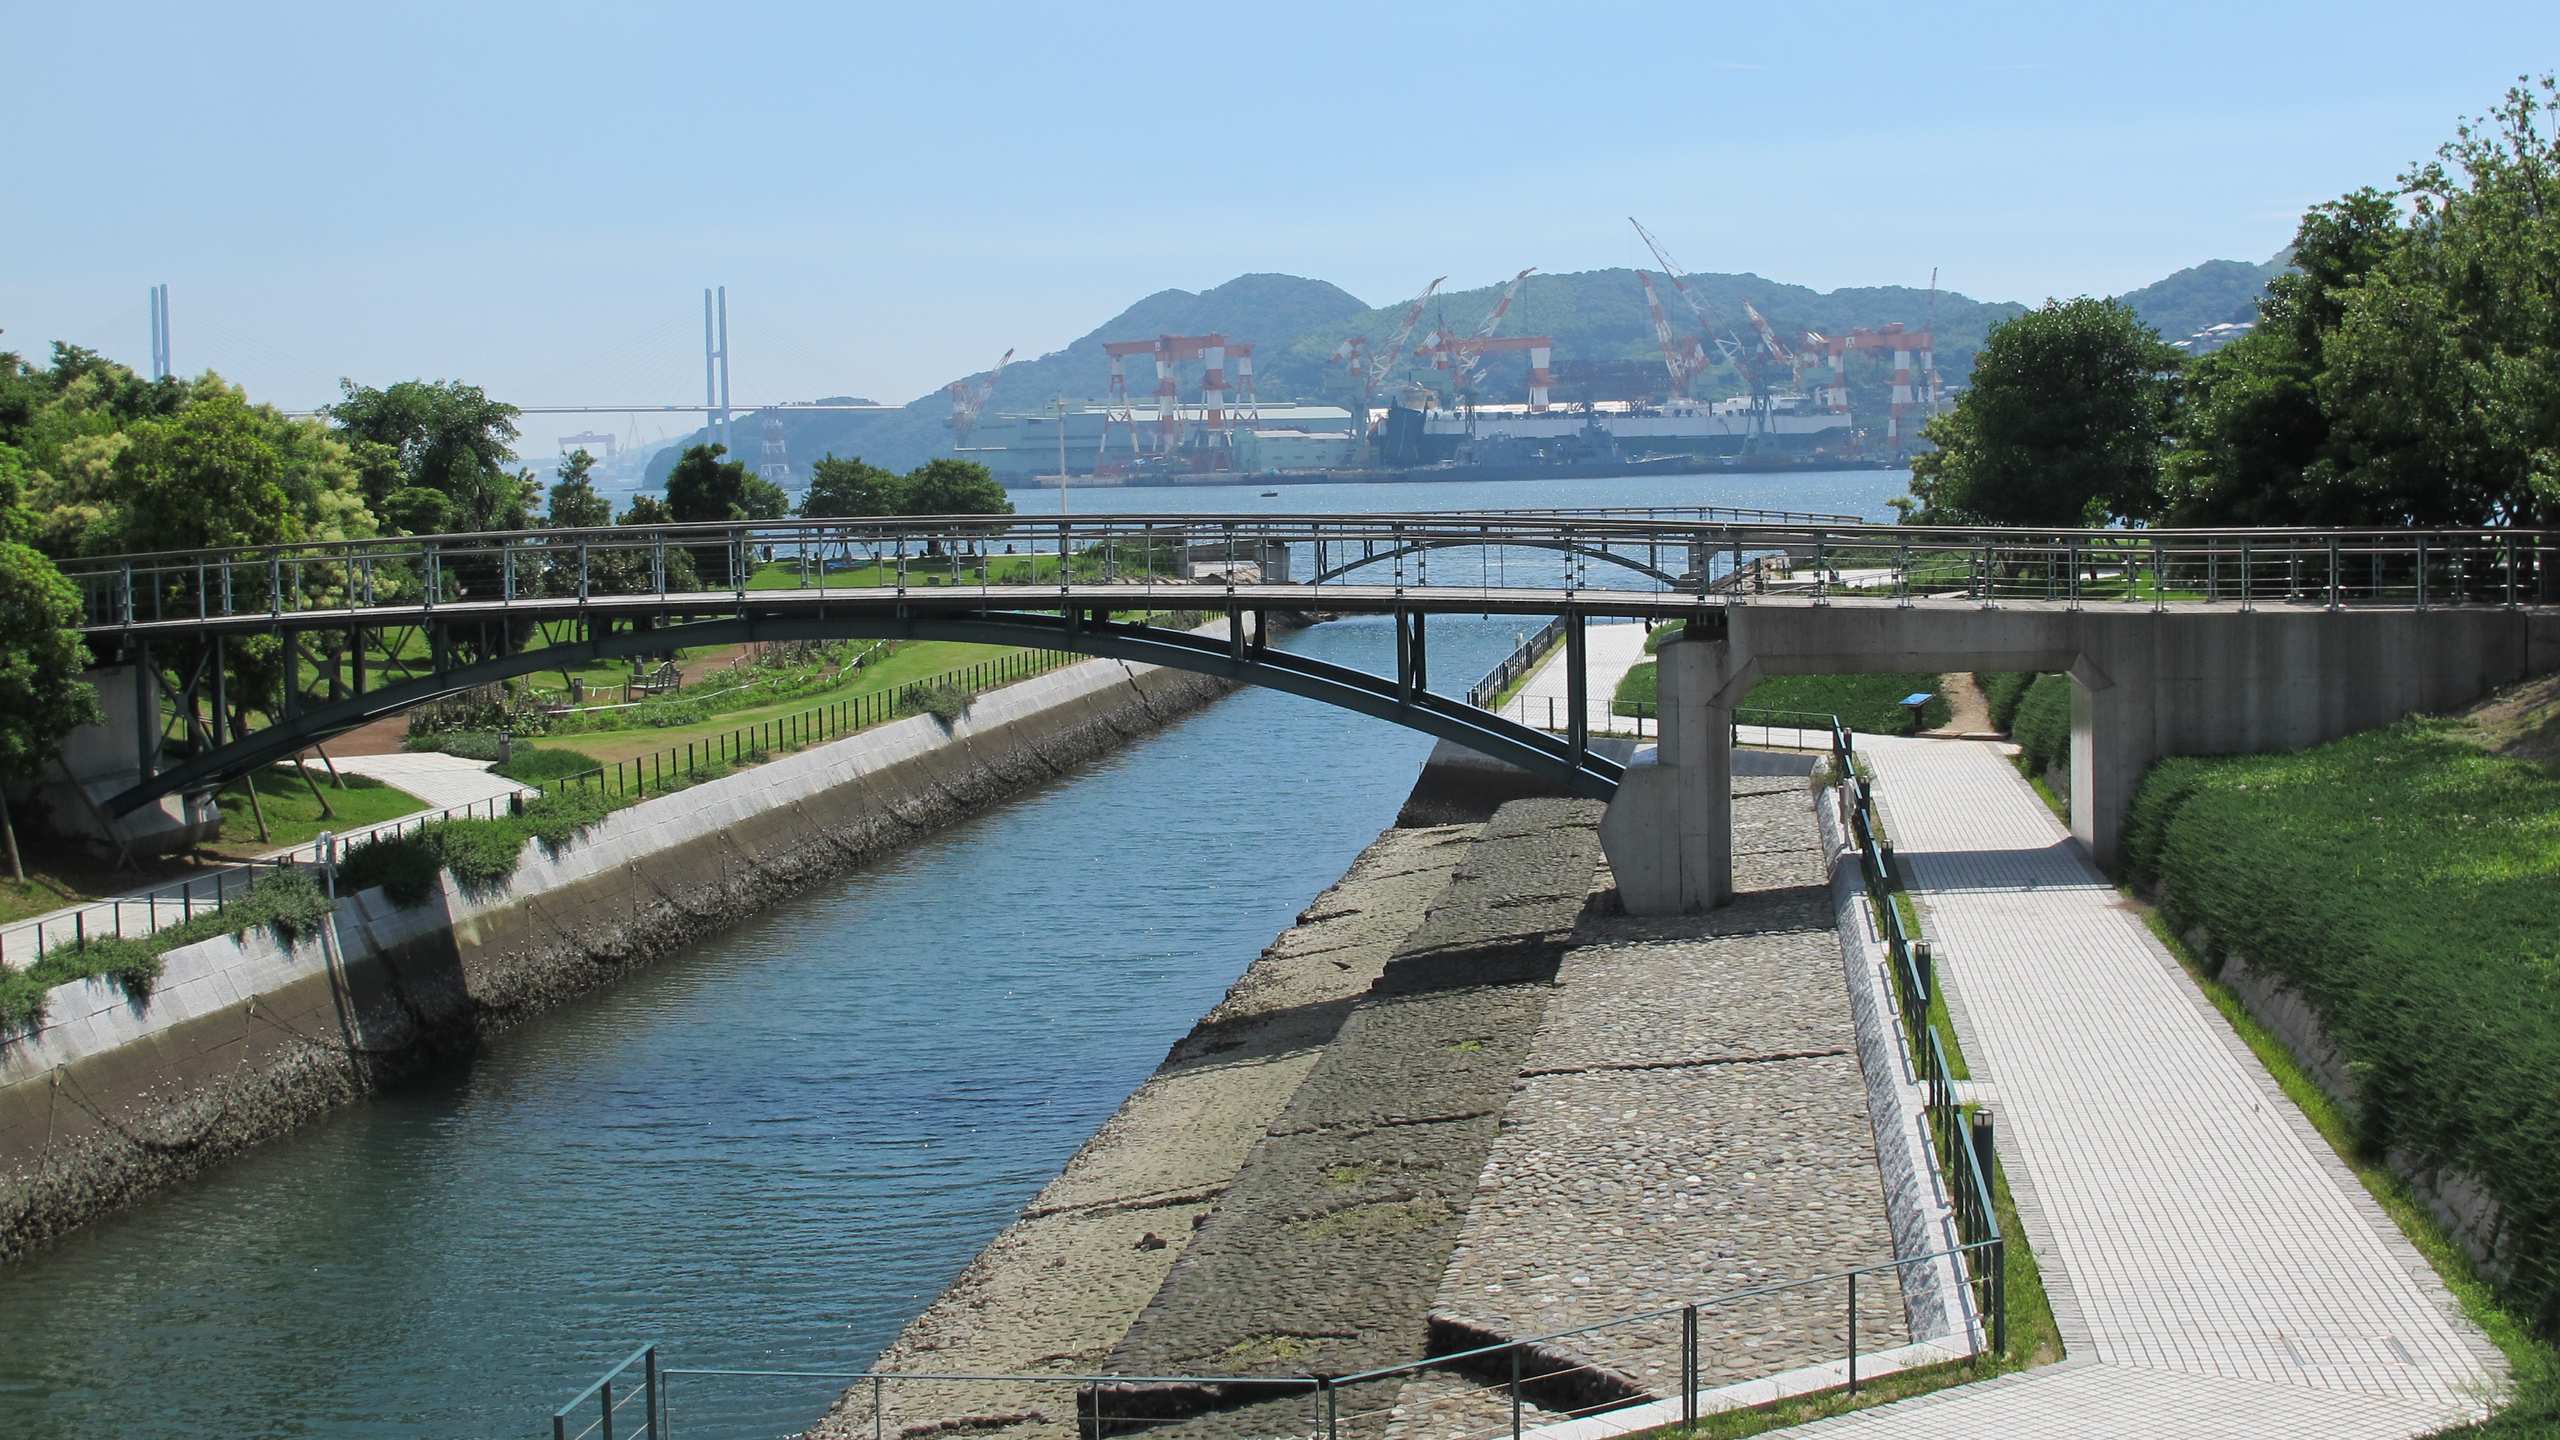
59,515,2557,633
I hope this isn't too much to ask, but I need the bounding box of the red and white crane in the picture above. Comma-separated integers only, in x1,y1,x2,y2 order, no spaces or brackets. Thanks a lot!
944,347,1014,443
1371,275,1447,393
1419,267,1536,393
1637,271,1707,399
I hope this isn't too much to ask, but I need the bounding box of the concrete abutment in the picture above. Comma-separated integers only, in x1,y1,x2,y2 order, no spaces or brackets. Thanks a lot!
1599,605,2555,894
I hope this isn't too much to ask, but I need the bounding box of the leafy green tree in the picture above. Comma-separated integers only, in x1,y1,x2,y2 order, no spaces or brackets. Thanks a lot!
2160,191,2403,527
660,444,785,587
0,443,30,544
1902,298,2181,527
0,543,103,880
663,444,788,524
546,449,613,529
109,384,376,554
327,379,530,534
800,454,905,517
898,458,1012,517
2318,77,2560,529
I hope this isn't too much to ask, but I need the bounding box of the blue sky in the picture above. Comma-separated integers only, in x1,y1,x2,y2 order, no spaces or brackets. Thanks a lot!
4,0,2550,457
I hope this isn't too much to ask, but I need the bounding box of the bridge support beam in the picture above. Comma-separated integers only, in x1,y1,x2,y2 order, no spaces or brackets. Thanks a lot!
1599,635,1732,913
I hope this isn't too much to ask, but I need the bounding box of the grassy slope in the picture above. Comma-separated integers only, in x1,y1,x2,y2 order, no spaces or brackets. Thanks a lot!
549,640,1034,763
1613,663,1950,734
2118,681,2560,1432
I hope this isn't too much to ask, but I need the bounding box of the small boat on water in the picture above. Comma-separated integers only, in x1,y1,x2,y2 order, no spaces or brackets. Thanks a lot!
1259,490,1280,497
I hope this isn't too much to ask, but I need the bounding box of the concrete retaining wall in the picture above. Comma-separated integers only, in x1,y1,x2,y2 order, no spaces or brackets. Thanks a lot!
0,650,1234,1263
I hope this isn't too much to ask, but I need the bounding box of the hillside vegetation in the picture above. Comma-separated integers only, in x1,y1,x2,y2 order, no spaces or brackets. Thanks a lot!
648,265,2048,481
2110,254,2290,341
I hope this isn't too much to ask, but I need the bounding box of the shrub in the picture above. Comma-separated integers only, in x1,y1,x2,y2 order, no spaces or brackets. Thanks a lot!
2121,717,2560,1336
1977,672,2040,732
492,745,603,785
405,730,507,761
517,788,614,851
2011,674,2072,777
427,819,525,896
918,681,973,726
339,834,445,906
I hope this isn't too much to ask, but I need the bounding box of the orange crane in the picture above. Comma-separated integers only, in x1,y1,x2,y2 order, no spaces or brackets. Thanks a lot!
945,347,1014,444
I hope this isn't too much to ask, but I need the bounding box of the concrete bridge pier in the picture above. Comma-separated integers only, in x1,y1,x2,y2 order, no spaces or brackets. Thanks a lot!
1598,634,1732,913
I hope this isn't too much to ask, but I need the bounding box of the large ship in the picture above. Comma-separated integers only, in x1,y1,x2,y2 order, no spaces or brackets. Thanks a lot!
959,393,1871,486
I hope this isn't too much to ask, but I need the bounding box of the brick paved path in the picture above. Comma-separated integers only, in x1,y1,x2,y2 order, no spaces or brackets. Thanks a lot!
1788,737,2504,1437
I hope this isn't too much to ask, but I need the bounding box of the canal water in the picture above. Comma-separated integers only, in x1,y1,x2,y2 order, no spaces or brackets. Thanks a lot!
0,472,1905,1439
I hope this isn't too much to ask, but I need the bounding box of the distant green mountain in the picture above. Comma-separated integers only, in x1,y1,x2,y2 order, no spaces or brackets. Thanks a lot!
2112,254,2291,342
644,273,1369,487
641,254,2284,486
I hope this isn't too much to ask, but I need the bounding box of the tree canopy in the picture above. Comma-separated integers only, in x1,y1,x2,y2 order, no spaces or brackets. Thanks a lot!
799,454,905,517
901,458,1013,517
327,378,532,535
663,444,789,526
545,449,613,529
1902,298,2182,527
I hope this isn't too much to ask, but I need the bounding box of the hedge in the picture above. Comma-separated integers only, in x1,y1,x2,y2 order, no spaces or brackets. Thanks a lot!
2010,674,2072,779
2122,717,2560,1337
1976,672,2039,732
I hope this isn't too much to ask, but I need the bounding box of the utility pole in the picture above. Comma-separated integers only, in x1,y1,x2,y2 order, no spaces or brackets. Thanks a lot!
1055,395,1069,516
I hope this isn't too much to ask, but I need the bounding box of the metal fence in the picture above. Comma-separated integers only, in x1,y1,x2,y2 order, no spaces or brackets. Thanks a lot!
59,514,2560,635
1464,616,1568,709
1845,769,2007,1351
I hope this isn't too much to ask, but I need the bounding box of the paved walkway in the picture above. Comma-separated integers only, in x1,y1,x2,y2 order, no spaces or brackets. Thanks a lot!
1789,737,2505,1438
1496,620,1653,737
1,753,531,966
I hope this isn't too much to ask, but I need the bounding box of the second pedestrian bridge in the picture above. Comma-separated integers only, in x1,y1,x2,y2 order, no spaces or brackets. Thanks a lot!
55,508,2559,911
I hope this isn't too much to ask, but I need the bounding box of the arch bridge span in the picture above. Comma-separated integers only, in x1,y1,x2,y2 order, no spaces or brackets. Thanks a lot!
48,510,2560,903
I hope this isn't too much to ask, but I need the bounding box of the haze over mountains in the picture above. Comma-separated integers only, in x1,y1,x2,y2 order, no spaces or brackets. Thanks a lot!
643,255,2290,485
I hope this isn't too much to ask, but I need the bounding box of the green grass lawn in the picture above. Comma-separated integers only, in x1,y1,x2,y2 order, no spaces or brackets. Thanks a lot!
208,769,428,855
540,640,1043,763
0,874,88,928
1614,665,1950,734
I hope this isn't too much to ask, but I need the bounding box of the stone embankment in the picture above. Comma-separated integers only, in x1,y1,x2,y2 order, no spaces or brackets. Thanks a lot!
0,653,1234,1263
823,762,1916,1440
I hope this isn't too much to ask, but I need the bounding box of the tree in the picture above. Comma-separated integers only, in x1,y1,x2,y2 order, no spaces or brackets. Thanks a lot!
660,444,785,587
546,449,613,529
1902,298,2182,527
799,454,905,517
2160,191,2405,527
0,543,103,880
663,444,788,524
898,458,1012,517
110,384,375,554
326,379,530,534
2318,77,2560,529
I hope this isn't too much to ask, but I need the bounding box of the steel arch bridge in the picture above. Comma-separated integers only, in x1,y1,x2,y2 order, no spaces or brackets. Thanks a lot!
49,506,2557,823
101,605,1628,818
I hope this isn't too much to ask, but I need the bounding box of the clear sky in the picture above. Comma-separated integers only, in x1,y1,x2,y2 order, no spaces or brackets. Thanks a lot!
4,0,2550,458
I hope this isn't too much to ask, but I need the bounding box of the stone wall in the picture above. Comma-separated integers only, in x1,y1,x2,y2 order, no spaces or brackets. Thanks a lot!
0,652,1233,1263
